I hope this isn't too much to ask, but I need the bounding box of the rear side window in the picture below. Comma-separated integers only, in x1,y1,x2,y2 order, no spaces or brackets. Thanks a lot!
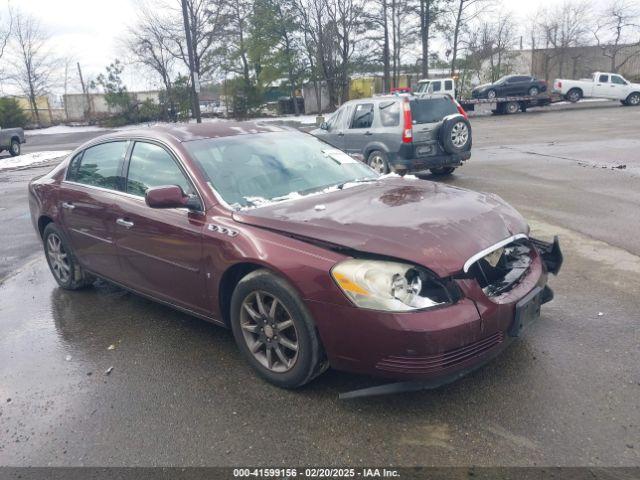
126,142,193,197
409,98,458,124
379,101,400,127
69,141,128,190
599,74,609,83
350,103,374,129
445,80,453,90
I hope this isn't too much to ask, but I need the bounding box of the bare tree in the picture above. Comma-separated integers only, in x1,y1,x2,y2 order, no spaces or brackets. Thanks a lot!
8,10,57,126
594,0,640,72
0,9,12,63
536,1,591,80
125,5,177,116
447,0,493,75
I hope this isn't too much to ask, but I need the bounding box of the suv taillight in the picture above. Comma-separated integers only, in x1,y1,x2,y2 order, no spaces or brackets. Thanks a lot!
402,100,412,143
452,98,468,120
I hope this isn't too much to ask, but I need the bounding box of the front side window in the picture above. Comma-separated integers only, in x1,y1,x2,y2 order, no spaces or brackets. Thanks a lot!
184,132,377,209
350,103,374,129
611,75,627,85
71,141,128,190
431,81,442,92
126,142,193,197
599,74,609,83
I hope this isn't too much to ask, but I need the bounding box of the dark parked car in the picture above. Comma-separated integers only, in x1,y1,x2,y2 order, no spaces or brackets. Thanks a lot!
311,95,471,176
0,126,26,156
472,75,548,99
29,122,562,390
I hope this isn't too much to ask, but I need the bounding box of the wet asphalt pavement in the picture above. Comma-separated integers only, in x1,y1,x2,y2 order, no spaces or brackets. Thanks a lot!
0,105,639,466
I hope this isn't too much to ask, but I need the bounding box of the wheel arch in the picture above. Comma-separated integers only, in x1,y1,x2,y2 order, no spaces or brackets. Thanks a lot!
363,142,391,159
11,135,21,143
38,215,54,239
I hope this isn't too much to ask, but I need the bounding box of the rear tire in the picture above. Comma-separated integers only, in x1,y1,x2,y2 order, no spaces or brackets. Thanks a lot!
624,92,640,106
367,150,389,174
230,269,326,389
566,89,582,103
43,223,95,290
9,139,20,157
429,167,456,176
528,86,539,96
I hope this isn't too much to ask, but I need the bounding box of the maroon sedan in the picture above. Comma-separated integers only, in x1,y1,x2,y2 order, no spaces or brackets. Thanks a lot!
28,122,562,390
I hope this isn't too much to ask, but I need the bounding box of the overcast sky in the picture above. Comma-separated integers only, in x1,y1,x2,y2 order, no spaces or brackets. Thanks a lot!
0,0,606,95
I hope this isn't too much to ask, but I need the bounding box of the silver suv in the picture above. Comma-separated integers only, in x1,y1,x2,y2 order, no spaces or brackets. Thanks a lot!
311,95,471,175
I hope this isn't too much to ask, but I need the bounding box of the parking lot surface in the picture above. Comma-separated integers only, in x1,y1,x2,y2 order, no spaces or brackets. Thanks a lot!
0,104,639,466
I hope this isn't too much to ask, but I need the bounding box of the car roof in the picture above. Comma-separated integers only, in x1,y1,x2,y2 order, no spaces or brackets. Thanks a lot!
92,121,290,144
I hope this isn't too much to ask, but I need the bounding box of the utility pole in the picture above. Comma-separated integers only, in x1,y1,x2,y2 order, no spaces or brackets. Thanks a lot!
181,0,202,123
77,62,92,123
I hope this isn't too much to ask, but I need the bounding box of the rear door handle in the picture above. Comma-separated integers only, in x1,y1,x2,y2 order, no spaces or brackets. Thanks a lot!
116,218,134,229
337,131,344,137
364,131,373,136
61,202,75,210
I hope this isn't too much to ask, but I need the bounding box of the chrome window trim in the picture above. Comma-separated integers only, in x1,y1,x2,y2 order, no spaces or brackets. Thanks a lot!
62,136,206,213
463,233,528,273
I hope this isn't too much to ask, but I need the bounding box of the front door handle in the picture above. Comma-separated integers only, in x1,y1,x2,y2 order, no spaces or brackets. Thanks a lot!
364,131,373,136
337,131,344,137
116,218,134,229
61,202,75,210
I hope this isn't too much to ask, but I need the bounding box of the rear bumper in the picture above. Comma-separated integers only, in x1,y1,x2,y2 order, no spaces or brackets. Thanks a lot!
392,150,471,173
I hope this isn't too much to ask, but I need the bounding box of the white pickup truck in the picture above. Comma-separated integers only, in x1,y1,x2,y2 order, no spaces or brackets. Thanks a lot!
553,72,640,106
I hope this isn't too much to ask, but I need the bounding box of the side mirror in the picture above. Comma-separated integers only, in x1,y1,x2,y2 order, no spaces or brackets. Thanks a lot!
146,185,200,210
320,121,329,130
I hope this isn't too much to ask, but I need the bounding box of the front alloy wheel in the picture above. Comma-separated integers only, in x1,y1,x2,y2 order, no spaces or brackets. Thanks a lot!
626,93,640,106
239,291,299,373
230,269,326,388
487,89,497,100
9,139,20,157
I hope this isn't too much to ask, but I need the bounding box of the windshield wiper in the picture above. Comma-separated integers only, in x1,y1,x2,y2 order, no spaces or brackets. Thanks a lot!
336,178,379,189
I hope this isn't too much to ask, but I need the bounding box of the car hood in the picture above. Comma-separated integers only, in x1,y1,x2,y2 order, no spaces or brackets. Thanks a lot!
232,178,528,277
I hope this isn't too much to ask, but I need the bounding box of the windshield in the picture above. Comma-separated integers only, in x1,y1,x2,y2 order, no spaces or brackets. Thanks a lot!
495,76,511,85
185,132,378,209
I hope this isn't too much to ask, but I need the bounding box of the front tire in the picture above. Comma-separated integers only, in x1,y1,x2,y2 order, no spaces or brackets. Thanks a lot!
43,223,94,290
624,92,640,106
486,89,497,100
230,269,326,389
9,139,21,157
367,150,389,174
528,86,539,96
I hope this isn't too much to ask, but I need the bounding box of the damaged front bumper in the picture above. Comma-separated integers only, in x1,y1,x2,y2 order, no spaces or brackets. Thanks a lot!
329,236,563,399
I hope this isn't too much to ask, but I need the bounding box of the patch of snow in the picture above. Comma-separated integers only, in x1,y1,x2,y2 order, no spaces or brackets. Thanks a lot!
0,150,71,171
26,125,108,136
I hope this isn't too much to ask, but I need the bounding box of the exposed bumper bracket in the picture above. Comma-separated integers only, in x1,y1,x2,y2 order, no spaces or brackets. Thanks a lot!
531,235,563,275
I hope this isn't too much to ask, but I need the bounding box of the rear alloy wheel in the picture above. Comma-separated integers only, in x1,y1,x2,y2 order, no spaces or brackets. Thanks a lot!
9,139,20,157
429,167,456,176
230,269,326,388
625,92,640,106
486,89,497,100
367,150,389,174
43,223,94,290
528,86,539,96
566,89,581,103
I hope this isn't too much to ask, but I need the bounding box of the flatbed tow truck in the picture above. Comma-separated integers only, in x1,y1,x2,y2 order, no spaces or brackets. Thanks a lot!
458,93,566,115
414,77,566,115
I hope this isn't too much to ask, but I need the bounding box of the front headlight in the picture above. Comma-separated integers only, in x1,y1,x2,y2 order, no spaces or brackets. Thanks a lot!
331,259,452,312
